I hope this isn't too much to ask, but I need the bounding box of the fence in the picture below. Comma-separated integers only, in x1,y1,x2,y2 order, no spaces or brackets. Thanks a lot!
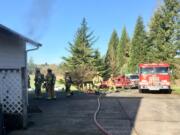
0,69,27,128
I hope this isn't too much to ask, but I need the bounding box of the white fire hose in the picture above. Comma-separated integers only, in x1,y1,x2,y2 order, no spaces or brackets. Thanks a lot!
93,94,112,135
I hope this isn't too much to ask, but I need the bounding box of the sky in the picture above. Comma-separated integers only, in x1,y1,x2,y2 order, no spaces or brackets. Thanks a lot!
0,0,157,64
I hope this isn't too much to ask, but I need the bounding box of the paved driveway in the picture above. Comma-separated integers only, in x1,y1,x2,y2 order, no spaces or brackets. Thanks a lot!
8,90,180,135
107,90,180,135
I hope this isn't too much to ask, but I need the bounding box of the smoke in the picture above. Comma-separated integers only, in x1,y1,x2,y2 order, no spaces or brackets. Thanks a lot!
26,0,56,40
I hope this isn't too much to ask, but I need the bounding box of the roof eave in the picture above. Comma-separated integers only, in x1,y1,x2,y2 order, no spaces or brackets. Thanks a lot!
0,24,42,47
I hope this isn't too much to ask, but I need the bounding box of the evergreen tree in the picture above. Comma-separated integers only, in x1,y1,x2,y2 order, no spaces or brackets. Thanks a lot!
147,0,180,62
105,30,119,76
28,57,36,74
129,16,147,73
94,49,106,76
63,18,96,82
175,8,180,49
116,27,130,74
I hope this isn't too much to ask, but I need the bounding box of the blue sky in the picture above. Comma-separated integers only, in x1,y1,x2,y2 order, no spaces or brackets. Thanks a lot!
0,0,156,64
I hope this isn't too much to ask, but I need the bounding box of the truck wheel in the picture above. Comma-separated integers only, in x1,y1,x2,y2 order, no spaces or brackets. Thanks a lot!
139,89,143,93
168,89,172,94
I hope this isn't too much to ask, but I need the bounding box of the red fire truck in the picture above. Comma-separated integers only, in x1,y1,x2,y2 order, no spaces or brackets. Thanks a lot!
114,75,130,88
138,63,171,93
100,75,130,89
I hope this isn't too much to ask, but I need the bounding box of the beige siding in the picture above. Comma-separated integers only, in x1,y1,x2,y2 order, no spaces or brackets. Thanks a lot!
0,33,26,69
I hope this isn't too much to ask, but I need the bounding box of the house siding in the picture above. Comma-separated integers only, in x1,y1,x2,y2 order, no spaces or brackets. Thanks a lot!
0,33,26,69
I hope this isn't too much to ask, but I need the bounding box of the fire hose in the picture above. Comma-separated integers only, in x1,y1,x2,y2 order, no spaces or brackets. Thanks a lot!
93,94,112,135
93,94,139,135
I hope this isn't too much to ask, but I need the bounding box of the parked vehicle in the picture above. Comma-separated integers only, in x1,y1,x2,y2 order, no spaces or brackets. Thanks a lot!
138,63,171,93
100,75,131,89
114,75,130,88
127,74,139,88
100,80,109,88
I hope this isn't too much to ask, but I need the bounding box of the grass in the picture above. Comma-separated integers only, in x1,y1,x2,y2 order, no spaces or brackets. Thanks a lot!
30,75,63,88
30,75,35,89
172,86,180,94
30,75,180,93
29,75,77,91
171,79,180,94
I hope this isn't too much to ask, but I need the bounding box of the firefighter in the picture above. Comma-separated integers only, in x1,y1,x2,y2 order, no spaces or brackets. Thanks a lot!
92,72,103,94
121,74,126,89
34,68,44,98
45,69,56,99
64,71,73,97
108,74,116,92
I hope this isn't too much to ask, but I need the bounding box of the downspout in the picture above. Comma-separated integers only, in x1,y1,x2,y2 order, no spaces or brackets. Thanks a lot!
25,45,40,105
23,45,40,128
26,45,40,52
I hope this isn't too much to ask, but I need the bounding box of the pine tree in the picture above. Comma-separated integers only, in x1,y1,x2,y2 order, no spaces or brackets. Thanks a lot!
105,30,119,76
129,16,147,73
175,7,180,50
116,27,130,74
63,18,96,82
28,57,36,74
94,49,106,76
147,0,180,62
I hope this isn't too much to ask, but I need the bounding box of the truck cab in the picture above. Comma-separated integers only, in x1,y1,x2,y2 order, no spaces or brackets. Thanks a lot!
127,74,139,88
138,63,171,93
114,75,130,88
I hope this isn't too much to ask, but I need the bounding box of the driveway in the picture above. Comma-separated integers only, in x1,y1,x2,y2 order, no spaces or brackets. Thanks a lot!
8,90,180,135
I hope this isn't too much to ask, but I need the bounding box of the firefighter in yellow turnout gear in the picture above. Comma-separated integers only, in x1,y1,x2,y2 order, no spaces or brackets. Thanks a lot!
34,68,44,98
64,71,73,97
108,74,116,92
44,69,56,100
92,72,103,94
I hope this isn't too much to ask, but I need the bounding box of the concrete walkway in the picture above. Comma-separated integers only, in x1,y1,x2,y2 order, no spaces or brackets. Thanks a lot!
8,90,180,135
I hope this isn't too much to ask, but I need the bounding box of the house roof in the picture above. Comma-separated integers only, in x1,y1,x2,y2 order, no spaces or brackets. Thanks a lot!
0,24,42,47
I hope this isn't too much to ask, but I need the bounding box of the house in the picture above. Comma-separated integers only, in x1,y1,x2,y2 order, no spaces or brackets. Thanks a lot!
0,24,42,128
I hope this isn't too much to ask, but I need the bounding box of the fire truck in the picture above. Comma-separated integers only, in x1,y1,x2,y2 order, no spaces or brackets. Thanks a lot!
100,75,130,89
138,63,171,93
114,75,130,88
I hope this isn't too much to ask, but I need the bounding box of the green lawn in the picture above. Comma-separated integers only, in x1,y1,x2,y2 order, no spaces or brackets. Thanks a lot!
29,75,35,89
172,86,180,94
30,75,63,88
30,75,180,94
29,75,77,91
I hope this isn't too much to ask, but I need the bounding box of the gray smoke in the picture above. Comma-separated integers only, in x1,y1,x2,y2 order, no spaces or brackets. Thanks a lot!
26,0,56,40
